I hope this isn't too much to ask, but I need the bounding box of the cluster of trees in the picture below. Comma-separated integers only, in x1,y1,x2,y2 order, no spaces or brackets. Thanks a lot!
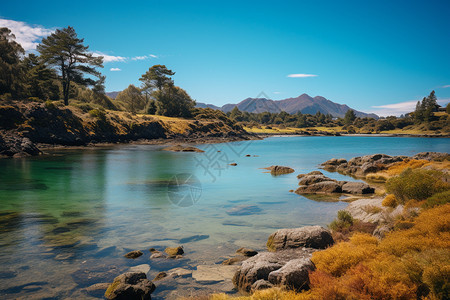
115,65,195,117
413,90,440,122
0,27,104,104
0,26,196,118
227,107,336,128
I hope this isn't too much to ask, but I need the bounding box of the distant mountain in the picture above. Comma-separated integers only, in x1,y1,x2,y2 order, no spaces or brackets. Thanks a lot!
196,102,221,110
106,91,120,99
198,94,378,119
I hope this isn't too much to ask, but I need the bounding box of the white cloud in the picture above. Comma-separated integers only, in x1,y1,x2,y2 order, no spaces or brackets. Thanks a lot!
110,68,121,71
273,91,281,94
149,54,157,58
370,98,450,116
132,55,148,61
287,74,318,78
92,51,127,63
442,85,450,88
0,18,54,51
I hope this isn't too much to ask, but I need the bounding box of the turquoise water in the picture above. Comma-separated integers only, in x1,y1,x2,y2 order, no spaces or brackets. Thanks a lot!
0,136,448,299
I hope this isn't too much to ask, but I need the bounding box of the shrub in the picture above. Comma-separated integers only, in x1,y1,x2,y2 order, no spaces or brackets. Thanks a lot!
88,109,106,121
386,168,449,204
329,210,354,232
386,159,430,176
311,233,378,277
422,190,450,209
382,194,398,208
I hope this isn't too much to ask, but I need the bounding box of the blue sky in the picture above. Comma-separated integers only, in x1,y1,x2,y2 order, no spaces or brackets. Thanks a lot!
1,0,449,115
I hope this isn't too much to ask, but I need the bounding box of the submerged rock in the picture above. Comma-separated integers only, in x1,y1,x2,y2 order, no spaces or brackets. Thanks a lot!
129,264,150,274
153,272,167,281
226,205,262,216
192,265,239,283
104,272,155,300
162,145,204,153
124,250,143,259
222,256,248,265
267,226,334,252
179,234,209,243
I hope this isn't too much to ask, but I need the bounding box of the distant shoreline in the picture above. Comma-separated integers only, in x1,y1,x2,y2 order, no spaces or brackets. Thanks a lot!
254,132,450,138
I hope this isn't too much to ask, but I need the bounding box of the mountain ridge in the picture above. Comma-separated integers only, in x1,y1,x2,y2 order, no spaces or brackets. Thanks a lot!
198,94,378,118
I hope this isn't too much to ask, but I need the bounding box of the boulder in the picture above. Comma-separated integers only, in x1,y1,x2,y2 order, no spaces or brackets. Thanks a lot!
297,171,323,179
124,250,143,259
164,246,184,256
233,249,314,292
267,258,315,291
267,226,334,251
341,182,375,194
295,181,342,194
104,272,155,300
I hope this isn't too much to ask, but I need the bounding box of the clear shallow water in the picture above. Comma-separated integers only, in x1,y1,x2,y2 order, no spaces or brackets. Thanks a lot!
0,136,448,299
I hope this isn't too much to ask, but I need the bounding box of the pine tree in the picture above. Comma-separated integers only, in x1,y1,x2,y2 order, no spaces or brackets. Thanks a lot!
37,26,103,105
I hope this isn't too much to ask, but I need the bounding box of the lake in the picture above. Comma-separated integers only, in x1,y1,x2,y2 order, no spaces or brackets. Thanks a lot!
0,136,448,299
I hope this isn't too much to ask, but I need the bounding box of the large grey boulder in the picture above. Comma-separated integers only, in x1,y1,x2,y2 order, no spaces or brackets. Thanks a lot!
233,249,315,292
295,181,342,194
267,226,334,252
298,175,336,185
341,182,375,194
104,272,155,300
267,258,315,290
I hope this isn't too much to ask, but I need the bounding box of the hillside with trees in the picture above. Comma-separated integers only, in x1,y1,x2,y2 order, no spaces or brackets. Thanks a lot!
0,25,253,157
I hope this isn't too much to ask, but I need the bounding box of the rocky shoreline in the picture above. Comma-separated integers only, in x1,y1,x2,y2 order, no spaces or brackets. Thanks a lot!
0,101,257,158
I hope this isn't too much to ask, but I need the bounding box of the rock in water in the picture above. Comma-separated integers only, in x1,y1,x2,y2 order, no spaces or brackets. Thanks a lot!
162,145,204,152
192,265,239,283
267,226,334,251
124,250,143,259
266,165,295,175
295,181,342,194
226,205,262,216
179,234,209,243
104,272,155,300
153,272,167,281
164,246,184,256
236,247,258,257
